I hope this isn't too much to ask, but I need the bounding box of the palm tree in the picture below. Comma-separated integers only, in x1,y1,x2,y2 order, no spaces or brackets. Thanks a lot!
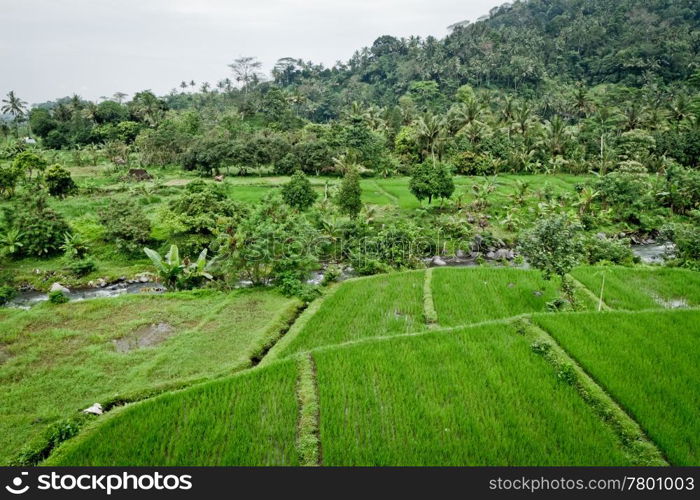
542,115,570,157
415,113,446,161
1,91,28,135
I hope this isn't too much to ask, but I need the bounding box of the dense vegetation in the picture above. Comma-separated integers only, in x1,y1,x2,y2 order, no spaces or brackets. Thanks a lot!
1,0,700,301
0,0,698,468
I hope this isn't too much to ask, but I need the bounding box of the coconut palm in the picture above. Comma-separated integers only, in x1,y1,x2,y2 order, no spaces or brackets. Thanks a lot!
415,113,446,161
1,91,27,120
1,91,28,135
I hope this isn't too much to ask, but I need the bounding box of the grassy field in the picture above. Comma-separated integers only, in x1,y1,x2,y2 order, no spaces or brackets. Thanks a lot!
47,361,300,466
275,271,426,357
0,289,300,465
533,310,700,465
314,323,632,465
571,266,700,310
431,267,593,326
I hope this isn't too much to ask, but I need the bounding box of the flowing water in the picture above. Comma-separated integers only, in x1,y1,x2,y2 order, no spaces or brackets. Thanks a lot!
6,282,166,309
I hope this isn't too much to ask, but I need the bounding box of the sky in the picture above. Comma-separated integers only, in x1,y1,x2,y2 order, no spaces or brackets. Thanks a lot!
0,0,503,105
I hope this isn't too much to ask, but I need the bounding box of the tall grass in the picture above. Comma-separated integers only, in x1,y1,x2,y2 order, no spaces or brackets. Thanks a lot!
47,361,300,466
571,266,700,310
314,323,632,465
534,310,700,465
0,289,299,464
431,267,593,327
277,271,426,356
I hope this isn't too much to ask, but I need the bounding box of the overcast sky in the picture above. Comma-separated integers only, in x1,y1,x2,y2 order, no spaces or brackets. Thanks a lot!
0,0,503,105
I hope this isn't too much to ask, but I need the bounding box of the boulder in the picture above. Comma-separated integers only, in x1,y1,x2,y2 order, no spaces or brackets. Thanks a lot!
127,168,152,181
49,283,70,295
82,403,103,416
431,256,447,267
494,249,510,260
486,251,496,260
596,232,607,240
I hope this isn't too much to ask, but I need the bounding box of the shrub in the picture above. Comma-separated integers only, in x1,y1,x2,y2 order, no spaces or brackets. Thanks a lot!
518,215,585,280
0,285,17,306
594,162,655,224
336,168,362,217
0,165,20,198
11,192,71,257
99,199,152,255
282,171,317,211
66,259,97,277
45,164,77,198
584,236,635,265
221,195,319,285
657,163,700,215
12,151,47,180
48,290,69,304
161,181,247,254
662,223,700,267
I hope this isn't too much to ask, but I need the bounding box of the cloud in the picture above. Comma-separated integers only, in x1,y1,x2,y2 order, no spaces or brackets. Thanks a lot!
0,0,502,103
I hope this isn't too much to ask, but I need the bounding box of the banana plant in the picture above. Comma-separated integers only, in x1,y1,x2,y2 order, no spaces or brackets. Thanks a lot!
0,227,23,257
144,245,214,290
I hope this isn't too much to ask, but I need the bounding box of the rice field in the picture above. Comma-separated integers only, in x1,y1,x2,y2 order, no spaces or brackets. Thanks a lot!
314,323,633,465
431,267,593,327
571,266,700,310
275,271,426,357
0,289,300,465
47,361,300,466
533,310,700,465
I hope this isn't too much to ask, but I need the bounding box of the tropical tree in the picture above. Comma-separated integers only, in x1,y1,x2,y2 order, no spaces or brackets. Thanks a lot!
1,91,28,135
518,215,585,307
336,168,362,217
228,56,263,93
281,171,317,211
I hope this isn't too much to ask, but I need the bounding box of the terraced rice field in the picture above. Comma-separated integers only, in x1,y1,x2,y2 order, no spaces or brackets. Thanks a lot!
314,323,633,466
533,310,700,465
275,271,426,357
7,266,700,467
571,266,700,310
0,289,300,464
46,361,300,466
431,267,593,326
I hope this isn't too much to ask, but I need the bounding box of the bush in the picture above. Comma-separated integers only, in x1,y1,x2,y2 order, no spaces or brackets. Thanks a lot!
584,236,635,265
99,199,152,255
66,259,97,277
48,290,69,304
11,192,71,257
220,194,319,285
12,150,47,180
281,171,317,211
336,168,362,217
662,223,700,267
0,285,17,306
45,164,77,198
277,272,321,303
